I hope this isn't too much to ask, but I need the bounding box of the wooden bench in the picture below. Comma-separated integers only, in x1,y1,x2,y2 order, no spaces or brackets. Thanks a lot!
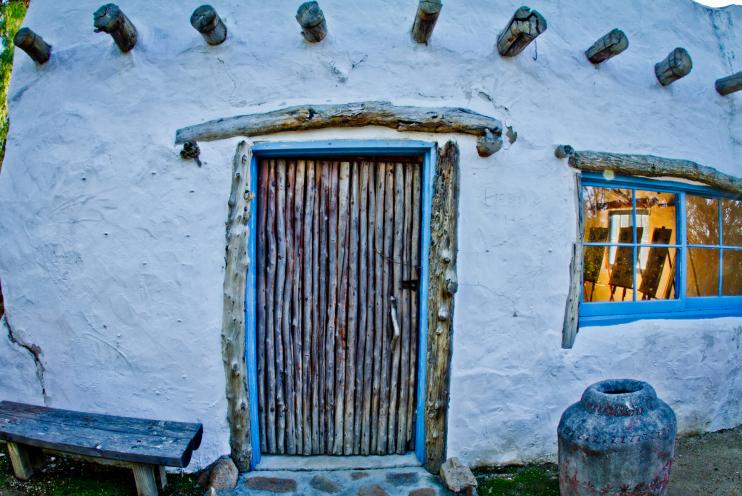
0,401,203,496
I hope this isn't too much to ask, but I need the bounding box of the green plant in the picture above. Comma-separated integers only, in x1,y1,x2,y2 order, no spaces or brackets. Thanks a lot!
0,0,29,168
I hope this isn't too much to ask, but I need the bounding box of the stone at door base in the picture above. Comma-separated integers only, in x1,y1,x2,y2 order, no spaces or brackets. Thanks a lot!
205,488,217,496
409,488,437,496
440,457,478,494
310,474,343,493
245,476,298,493
386,472,420,486
351,471,370,480
207,456,238,491
357,483,390,496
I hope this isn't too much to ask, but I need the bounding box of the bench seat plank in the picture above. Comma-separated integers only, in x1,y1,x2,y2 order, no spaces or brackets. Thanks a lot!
0,401,202,468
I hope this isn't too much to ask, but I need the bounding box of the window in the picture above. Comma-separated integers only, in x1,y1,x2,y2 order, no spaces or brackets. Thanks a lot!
579,173,742,326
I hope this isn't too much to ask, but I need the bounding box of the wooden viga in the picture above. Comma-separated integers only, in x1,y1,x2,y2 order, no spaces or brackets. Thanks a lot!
190,5,228,46
94,3,137,52
13,28,52,64
497,6,547,57
411,0,443,44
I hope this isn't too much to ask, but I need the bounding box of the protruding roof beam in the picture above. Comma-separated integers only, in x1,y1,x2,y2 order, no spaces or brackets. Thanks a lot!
13,28,52,65
585,29,628,65
497,6,547,57
715,71,742,96
655,47,692,86
94,4,137,53
296,2,327,43
191,5,228,46
411,0,442,44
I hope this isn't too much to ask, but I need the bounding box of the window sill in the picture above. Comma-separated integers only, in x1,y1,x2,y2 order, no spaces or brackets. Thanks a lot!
580,307,742,327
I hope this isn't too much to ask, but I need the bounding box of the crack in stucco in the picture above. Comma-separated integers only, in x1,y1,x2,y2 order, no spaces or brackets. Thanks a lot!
2,310,49,405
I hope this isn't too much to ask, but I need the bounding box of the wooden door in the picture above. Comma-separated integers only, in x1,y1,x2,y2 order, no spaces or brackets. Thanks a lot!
256,158,422,456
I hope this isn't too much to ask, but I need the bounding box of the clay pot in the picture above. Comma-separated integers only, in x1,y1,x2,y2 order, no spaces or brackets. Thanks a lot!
558,379,676,496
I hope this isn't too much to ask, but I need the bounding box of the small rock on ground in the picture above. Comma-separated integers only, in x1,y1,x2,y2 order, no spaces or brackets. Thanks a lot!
208,456,238,491
310,474,342,493
440,457,478,493
245,476,298,493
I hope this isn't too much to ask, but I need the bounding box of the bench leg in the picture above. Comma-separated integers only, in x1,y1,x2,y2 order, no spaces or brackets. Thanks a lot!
6,441,36,480
132,463,159,496
157,466,168,491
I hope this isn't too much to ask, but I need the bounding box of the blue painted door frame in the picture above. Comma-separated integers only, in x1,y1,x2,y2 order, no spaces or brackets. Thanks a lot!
244,140,437,467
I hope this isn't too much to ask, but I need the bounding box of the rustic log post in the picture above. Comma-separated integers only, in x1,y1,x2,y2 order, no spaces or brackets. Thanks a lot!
715,71,742,96
190,5,227,46
13,28,52,64
585,28,628,64
94,4,137,53
476,129,503,157
424,141,459,473
411,0,442,44
654,47,692,86
497,6,547,57
296,1,327,43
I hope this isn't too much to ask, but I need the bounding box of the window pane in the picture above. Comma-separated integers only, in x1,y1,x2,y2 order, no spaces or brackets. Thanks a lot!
687,248,719,297
722,250,742,296
722,199,742,247
686,195,718,245
635,190,677,244
582,245,635,302
637,247,677,300
583,187,633,242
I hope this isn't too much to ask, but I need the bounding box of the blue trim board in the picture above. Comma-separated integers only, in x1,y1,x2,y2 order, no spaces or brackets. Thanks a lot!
246,154,261,468
579,173,742,328
245,140,436,466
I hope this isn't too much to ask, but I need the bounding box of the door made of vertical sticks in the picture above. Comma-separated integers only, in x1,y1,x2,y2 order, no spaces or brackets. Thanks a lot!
256,158,422,456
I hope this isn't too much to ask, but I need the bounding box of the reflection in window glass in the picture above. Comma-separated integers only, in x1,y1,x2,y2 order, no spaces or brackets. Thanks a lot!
582,246,635,302
637,248,676,300
722,199,742,247
686,196,718,245
722,250,742,296
635,191,677,245
583,187,633,242
687,248,719,297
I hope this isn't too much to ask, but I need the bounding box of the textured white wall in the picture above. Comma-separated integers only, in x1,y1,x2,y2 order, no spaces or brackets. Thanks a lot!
0,0,739,470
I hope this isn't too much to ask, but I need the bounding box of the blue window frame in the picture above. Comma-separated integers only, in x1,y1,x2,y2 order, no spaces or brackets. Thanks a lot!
579,173,742,327
244,140,436,467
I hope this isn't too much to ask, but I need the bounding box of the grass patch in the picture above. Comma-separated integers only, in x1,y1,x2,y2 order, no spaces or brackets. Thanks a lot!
474,464,559,496
0,446,203,496
1,0,29,167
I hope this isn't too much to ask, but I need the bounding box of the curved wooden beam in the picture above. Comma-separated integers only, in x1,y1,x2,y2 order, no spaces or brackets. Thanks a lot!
558,147,742,195
175,101,503,149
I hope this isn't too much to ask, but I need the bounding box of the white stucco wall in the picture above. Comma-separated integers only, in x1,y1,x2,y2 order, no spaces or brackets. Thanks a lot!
0,0,739,470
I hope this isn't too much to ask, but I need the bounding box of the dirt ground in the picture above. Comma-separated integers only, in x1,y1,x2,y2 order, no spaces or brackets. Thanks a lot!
668,425,742,496
1,426,740,495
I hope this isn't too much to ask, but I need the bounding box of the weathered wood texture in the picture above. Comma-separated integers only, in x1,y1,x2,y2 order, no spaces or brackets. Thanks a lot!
655,47,692,86
411,0,442,44
174,101,503,145
424,142,459,473
566,149,742,195
132,464,159,496
190,5,228,46
585,28,628,64
497,6,547,57
716,71,742,96
93,4,137,53
13,28,51,64
296,1,327,43
257,159,421,455
221,142,252,470
6,441,35,480
562,175,583,349
0,401,203,468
